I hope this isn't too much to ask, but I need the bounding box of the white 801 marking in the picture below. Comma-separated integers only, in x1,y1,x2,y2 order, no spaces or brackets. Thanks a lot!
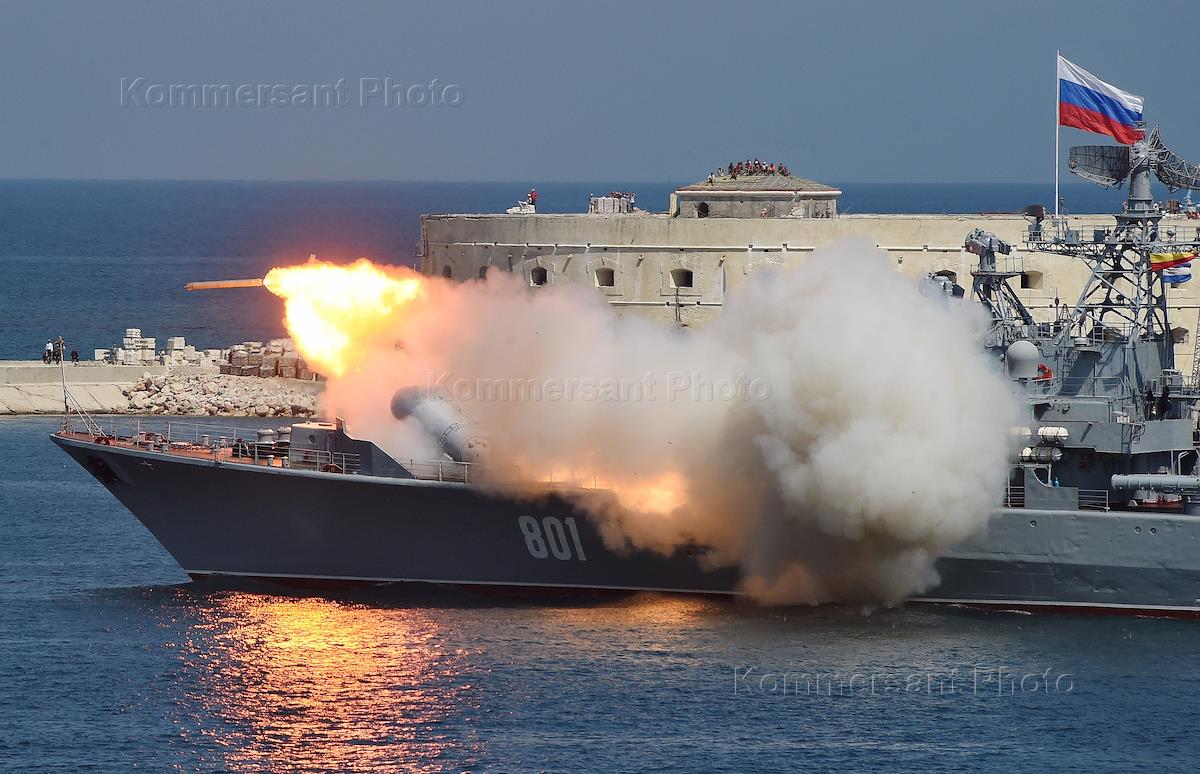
518,515,587,561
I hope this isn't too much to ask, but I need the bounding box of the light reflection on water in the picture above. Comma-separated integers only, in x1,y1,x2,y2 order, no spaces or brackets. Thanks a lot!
157,589,725,771
173,592,482,772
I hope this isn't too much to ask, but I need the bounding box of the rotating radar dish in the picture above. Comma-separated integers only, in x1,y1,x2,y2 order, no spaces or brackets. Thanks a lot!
1068,127,1200,192
1068,145,1131,188
1148,127,1200,191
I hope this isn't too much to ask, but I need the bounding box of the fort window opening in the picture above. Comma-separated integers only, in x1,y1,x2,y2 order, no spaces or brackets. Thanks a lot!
530,266,548,286
595,267,615,287
670,268,694,288
478,266,489,279
1173,326,1190,345
933,269,957,284
442,265,453,279
1021,271,1043,290
696,202,709,218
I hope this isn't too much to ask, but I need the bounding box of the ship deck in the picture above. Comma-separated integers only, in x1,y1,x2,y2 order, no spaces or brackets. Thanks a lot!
56,417,336,471
53,415,609,490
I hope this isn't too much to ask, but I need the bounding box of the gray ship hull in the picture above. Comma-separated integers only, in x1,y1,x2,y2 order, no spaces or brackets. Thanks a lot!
52,434,739,596
53,434,1200,616
917,509,1200,617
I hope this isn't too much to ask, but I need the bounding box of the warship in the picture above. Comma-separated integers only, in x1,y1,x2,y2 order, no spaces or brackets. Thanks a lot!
51,125,1200,617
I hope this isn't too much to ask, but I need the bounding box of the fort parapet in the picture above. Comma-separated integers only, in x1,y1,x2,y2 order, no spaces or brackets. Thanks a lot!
421,201,1200,374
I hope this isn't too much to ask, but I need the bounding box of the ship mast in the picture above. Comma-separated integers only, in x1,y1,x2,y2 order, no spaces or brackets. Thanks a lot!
1029,126,1200,385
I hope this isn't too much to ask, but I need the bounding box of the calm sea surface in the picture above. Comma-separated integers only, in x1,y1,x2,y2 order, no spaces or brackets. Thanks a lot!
4,182,1200,771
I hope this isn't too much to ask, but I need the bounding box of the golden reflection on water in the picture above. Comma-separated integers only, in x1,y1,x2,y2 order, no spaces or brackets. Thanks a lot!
169,591,732,771
177,593,479,772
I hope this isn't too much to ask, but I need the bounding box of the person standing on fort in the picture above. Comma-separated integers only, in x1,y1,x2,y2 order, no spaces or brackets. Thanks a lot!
43,340,53,364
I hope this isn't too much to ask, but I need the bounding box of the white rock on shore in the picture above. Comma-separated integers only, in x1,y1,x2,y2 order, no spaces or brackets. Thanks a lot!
120,373,320,417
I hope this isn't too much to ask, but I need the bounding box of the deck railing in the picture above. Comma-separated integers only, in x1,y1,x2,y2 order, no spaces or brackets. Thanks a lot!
1078,489,1111,511
59,416,360,474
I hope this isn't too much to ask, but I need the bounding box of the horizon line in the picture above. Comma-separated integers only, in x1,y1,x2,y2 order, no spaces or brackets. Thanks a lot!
0,177,1111,187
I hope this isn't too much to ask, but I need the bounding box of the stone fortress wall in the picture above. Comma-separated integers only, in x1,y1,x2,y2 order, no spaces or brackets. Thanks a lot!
422,211,1200,376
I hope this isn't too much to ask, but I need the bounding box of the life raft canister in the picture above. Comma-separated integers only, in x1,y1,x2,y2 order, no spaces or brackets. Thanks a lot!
1035,363,1054,380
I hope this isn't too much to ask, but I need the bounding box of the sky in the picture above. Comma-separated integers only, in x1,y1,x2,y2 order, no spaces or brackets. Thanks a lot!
1,0,1196,183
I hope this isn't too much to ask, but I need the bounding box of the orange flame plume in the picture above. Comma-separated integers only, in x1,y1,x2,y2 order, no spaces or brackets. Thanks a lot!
263,258,425,377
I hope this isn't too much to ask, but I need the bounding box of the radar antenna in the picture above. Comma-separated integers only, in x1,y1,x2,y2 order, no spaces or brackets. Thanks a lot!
1067,127,1200,192
1147,128,1200,191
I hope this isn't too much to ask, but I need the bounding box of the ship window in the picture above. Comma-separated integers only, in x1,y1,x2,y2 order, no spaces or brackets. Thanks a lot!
478,266,489,279
595,267,615,287
442,265,453,279
696,202,710,218
670,268,694,288
530,266,548,286
1021,271,1043,290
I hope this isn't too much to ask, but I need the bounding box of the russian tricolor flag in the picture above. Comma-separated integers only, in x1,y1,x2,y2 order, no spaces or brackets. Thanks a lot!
1058,55,1144,145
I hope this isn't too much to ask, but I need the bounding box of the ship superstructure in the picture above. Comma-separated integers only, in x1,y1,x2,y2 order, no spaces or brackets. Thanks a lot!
913,126,1200,615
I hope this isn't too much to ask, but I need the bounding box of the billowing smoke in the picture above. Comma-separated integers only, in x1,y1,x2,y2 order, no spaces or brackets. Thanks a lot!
310,240,1017,604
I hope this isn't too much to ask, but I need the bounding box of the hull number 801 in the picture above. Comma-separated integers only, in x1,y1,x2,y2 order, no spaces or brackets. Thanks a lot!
518,515,588,561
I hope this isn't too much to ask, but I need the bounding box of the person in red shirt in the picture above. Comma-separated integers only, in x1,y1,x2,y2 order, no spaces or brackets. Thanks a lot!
529,188,538,206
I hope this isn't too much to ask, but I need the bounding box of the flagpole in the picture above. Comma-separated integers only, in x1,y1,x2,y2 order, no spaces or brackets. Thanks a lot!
1054,50,1061,218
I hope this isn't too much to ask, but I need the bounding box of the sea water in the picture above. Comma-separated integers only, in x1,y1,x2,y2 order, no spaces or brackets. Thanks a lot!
3,416,1200,771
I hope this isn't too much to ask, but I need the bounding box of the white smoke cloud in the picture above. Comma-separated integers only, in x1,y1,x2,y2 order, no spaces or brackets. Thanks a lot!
322,239,1018,604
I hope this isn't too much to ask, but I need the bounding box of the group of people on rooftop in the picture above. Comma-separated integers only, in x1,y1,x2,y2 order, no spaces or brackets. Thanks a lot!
718,159,790,180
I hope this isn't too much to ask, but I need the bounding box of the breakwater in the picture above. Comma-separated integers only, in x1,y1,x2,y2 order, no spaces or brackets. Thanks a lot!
122,372,320,416
0,362,321,416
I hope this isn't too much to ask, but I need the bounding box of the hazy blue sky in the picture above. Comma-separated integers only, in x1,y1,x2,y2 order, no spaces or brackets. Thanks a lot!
1,0,1196,183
